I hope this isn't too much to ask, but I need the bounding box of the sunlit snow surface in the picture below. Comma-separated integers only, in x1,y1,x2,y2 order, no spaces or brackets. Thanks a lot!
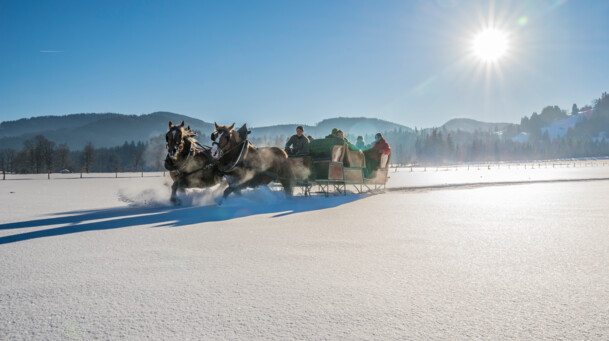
1,162,609,339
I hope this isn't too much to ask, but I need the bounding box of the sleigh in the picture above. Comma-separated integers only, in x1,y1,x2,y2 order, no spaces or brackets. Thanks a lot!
288,138,390,195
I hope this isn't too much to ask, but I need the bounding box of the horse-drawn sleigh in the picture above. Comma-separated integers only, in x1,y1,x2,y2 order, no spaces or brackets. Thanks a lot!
164,121,390,204
287,136,391,196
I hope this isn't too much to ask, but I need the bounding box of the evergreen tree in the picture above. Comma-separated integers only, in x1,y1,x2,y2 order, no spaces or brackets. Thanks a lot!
571,103,579,116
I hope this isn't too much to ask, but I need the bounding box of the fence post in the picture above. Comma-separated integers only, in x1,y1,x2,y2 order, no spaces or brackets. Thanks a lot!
116,171,118,178
80,170,83,178
48,171,50,180
141,171,143,177
3,170,5,180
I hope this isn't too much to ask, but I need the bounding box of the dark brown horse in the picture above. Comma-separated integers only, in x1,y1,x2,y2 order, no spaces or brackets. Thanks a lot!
165,121,222,205
210,122,293,201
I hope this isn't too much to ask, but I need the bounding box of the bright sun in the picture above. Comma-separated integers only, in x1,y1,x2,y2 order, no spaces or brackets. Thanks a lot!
472,28,508,62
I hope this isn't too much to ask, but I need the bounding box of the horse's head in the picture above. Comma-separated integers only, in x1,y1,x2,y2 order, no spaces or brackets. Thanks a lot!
165,120,196,159
210,122,242,159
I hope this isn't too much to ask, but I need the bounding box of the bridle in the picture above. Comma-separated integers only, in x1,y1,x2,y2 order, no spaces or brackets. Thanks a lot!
165,131,216,177
166,127,186,158
211,129,250,173
211,129,240,159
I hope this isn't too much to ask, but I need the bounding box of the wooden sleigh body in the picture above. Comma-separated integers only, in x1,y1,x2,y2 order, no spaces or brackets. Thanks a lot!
286,138,390,196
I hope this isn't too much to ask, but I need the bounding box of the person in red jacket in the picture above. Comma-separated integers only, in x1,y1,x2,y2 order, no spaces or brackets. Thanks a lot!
364,133,391,176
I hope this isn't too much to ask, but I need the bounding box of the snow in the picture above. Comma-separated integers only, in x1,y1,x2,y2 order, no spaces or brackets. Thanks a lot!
511,132,529,143
2,163,609,339
541,114,584,140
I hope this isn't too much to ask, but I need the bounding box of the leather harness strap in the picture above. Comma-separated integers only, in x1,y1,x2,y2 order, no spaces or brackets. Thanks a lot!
219,139,250,173
168,138,216,178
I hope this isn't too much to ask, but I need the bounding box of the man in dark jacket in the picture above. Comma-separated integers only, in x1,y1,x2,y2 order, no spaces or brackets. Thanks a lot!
285,126,310,156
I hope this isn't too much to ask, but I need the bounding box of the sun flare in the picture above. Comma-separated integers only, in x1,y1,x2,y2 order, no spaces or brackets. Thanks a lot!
472,28,508,62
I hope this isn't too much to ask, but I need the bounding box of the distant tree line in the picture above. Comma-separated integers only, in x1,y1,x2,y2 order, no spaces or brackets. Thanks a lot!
0,135,163,174
2,93,609,173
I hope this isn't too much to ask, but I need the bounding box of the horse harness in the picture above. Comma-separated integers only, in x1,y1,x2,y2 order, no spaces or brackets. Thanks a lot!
168,139,216,178
216,139,251,174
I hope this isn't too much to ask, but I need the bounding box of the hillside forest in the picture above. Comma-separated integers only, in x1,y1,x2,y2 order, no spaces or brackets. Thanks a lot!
1,93,608,174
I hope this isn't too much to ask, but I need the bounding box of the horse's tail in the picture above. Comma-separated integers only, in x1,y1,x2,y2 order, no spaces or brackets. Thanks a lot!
264,147,293,195
278,150,294,196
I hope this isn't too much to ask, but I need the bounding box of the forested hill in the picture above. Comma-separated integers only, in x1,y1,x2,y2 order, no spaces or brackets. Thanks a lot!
249,117,411,139
0,113,411,150
0,112,215,150
0,113,122,138
440,118,516,133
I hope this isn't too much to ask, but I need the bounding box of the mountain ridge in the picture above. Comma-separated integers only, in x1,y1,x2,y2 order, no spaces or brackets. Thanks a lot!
0,112,413,150
440,118,516,133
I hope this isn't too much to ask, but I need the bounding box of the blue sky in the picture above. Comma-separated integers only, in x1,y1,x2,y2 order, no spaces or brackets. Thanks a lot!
1,0,608,128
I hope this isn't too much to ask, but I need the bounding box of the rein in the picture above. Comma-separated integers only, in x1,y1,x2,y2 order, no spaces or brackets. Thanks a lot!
218,139,250,174
167,138,215,177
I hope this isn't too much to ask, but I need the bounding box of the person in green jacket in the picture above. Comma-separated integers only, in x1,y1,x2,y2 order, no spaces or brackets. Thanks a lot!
284,126,310,156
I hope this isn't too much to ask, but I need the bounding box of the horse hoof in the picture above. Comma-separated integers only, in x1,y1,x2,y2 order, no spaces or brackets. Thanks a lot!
170,197,182,206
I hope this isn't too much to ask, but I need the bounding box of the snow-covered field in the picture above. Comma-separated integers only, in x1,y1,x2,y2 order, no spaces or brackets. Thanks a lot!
2,162,609,340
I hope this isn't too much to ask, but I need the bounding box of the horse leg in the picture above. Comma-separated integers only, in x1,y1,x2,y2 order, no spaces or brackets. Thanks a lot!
280,160,294,197
170,180,183,206
280,178,293,197
215,185,233,206
223,185,238,199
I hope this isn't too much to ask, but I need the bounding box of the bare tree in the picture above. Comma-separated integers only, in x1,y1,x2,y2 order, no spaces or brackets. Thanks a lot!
0,149,16,172
34,135,55,173
82,142,96,173
54,143,73,171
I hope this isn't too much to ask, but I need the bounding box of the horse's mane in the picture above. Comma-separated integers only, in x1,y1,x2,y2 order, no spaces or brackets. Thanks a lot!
184,127,196,136
169,123,208,152
183,130,209,152
214,123,250,141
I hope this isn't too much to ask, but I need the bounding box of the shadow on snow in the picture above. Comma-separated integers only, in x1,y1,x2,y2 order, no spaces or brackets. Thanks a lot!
0,194,363,245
